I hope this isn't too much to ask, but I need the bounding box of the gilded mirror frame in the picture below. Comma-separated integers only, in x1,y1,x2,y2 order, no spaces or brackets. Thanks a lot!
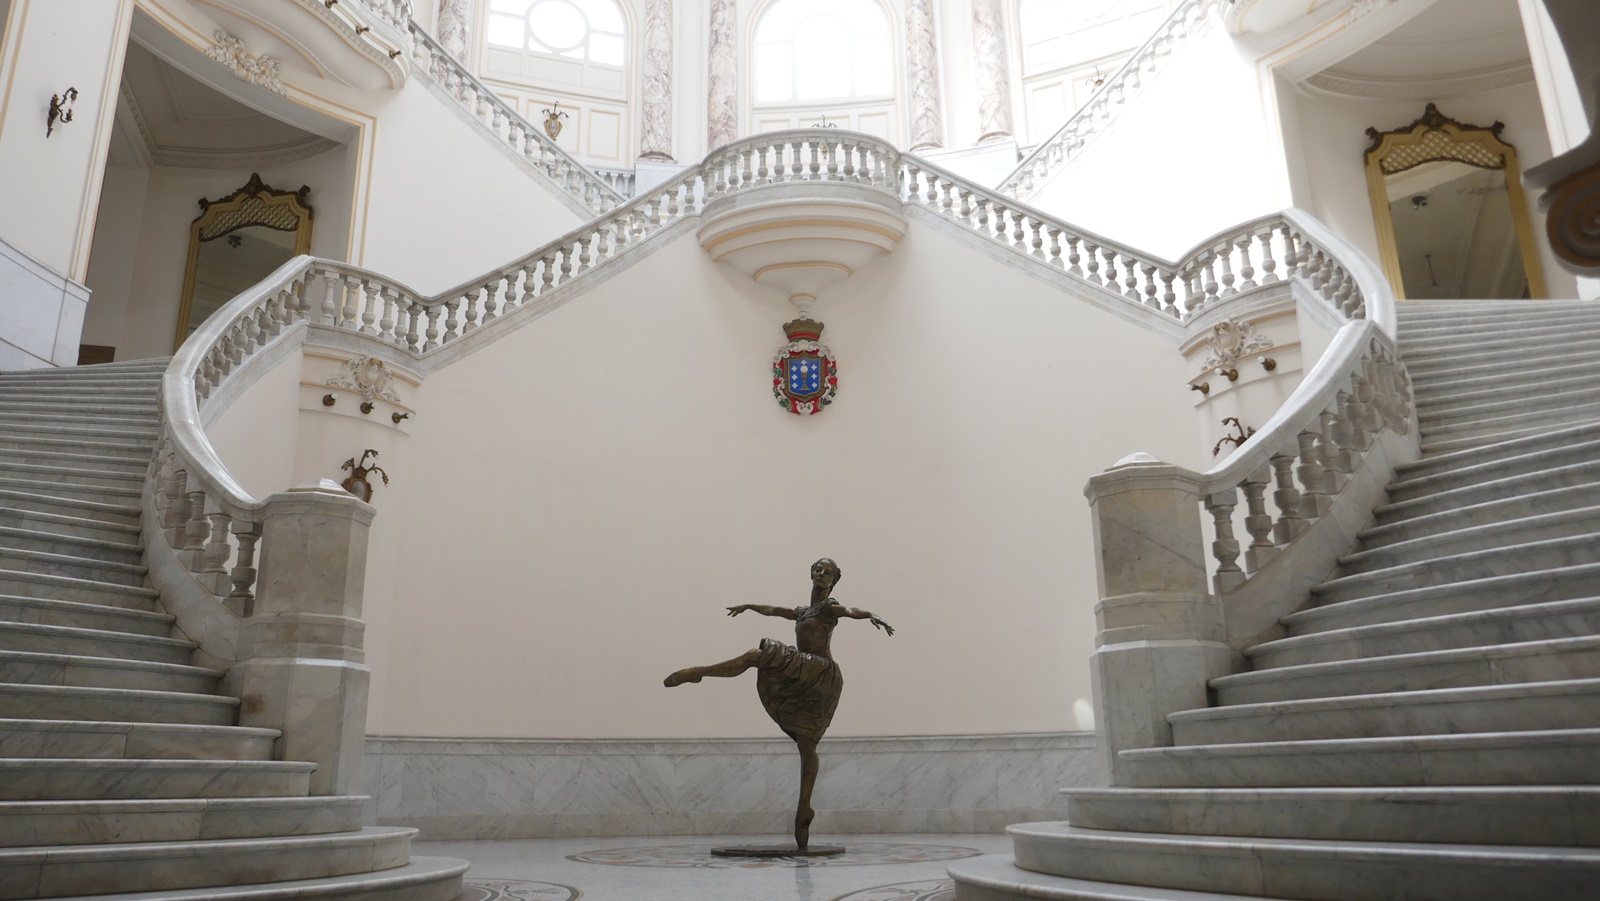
174,173,313,351
1363,103,1547,301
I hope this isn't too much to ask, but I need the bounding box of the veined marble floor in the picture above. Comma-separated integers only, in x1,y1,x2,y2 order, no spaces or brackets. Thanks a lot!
416,833,1015,901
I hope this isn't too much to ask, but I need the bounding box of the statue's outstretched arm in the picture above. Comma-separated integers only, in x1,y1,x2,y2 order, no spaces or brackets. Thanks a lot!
727,604,799,620
839,606,894,635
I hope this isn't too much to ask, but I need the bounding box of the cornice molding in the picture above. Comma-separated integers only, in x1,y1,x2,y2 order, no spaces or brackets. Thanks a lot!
118,79,339,170
1306,61,1534,100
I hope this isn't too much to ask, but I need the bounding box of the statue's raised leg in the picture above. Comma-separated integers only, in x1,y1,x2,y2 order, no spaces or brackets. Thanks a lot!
664,648,762,687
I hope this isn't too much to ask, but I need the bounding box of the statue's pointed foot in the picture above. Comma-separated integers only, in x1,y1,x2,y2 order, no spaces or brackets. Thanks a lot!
664,668,703,687
795,804,815,850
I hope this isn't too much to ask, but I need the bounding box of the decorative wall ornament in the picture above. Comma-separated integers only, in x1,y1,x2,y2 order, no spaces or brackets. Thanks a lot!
46,87,77,137
1199,319,1272,371
773,319,838,416
340,450,389,503
541,103,570,139
327,355,403,404
206,30,288,97
1212,417,1256,457
1348,0,1399,23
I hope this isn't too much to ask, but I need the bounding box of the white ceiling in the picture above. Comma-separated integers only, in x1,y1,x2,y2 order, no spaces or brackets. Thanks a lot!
109,42,337,169
1310,0,1533,99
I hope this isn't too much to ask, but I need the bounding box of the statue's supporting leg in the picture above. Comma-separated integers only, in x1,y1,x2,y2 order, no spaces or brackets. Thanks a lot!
794,737,819,850
664,648,762,686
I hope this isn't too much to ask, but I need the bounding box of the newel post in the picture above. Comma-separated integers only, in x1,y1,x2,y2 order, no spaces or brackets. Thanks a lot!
1084,454,1237,786
223,479,374,796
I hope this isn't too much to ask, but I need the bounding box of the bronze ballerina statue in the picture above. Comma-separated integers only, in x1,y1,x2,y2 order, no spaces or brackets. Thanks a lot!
664,557,893,852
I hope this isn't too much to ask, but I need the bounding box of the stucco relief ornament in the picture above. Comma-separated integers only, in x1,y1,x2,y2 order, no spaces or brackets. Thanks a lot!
773,319,838,415
1200,318,1273,371
206,30,288,97
327,355,402,404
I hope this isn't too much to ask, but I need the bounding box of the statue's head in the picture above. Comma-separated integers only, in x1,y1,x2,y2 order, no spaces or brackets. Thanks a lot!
810,558,841,589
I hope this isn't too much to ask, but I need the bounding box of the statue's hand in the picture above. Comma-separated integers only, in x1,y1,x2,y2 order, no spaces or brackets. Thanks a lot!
727,605,749,617
871,617,894,636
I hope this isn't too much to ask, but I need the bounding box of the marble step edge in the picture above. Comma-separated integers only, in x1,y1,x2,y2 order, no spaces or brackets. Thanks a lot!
1060,786,1600,845
1006,822,1600,900
0,505,141,538
0,433,152,456
1400,328,1600,362
1247,596,1600,666
0,826,416,901
0,594,173,634
0,619,191,654
0,490,141,521
0,476,142,501
0,524,143,558
0,795,367,847
1417,383,1600,425
1390,431,1600,492
1119,726,1600,766
1309,533,1597,599
1421,402,1600,440
0,399,158,415
1395,298,1600,313
0,682,239,713
1167,678,1600,743
1213,634,1600,691
1400,344,1600,384
0,383,158,395
0,446,150,471
1378,461,1600,525
0,421,159,442
948,855,1283,901
0,545,149,582
1285,561,1600,632
0,648,215,683
0,460,144,485
1400,318,1600,348
0,411,160,430
1414,370,1600,411
0,757,316,775
1411,359,1600,405
0,569,159,602
1419,423,1593,456
1401,332,1600,368
1335,504,1600,573
0,717,276,743
29,856,469,901
1361,481,1600,548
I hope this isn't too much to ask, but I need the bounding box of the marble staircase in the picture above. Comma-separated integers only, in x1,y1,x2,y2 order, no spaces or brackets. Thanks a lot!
950,299,1600,900
0,361,467,899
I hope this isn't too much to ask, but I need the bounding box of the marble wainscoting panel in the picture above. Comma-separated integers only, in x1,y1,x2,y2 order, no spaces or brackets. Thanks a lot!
362,733,1099,839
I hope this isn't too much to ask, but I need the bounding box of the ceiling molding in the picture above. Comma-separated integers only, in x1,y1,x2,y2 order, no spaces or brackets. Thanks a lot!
118,78,339,170
1306,61,1535,100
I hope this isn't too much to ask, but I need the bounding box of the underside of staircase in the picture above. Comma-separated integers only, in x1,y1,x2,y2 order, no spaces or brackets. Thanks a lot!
0,360,466,899
952,300,1600,900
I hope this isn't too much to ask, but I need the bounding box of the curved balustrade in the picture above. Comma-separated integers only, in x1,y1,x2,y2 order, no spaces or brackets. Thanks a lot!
355,0,412,36
407,26,625,215
999,0,1224,200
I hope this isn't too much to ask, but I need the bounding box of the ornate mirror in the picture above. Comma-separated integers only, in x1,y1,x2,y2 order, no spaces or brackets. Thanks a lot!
175,174,312,350
1364,103,1546,301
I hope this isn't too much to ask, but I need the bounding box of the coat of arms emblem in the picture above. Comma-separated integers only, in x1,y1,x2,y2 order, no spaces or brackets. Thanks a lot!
773,318,838,415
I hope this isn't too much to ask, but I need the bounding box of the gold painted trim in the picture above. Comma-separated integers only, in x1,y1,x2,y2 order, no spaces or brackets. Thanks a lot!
753,261,852,280
1363,104,1548,301
700,217,905,253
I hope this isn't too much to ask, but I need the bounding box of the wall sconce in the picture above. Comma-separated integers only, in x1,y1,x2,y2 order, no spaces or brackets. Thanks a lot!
1260,356,1277,372
340,449,388,502
1217,367,1239,382
392,411,411,424
360,401,374,414
1190,383,1210,396
322,394,337,406
47,87,78,137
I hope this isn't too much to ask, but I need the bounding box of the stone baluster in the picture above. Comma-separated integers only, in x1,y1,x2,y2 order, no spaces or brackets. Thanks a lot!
1269,450,1308,543
403,301,423,352
1317,409,1349,493
440,298,460,343
162,467,190,549
1236,235,1257,290
1083,241,1102,285
1240,467,1276,573
320,270,341,324
202,509,233,595
182,483,211,571
1011,209,1027,249
360,281,380,334
1344,379,1372,451
791,140,805,180
341,277,361,329
459,291,480,334
1142,264,1161,309
1201,253,1221,306
423,303,441,351
1065,236,1083,278
1296,429,1329,518
1048,228,1063,268
482,279,502,325
1204,488,1244,593
1161,270,1179,313
1257,226,1280,284
1217,246,1237,296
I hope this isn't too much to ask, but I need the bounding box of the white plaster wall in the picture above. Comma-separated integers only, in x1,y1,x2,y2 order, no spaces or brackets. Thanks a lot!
1026,25,1284,260
79,165,151,356
203,347,303,500
1287,82,1581,299
367,219,1202,740
0,236,90,369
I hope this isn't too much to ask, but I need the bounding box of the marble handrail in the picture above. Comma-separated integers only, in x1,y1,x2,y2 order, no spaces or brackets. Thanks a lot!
406,25,625,214
998,0,1224,200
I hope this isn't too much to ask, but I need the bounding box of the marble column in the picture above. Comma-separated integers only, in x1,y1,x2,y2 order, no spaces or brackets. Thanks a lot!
970,0,1014,144
437,0,470,58
905,0,945,152
640,0,675,161
707,0,738,151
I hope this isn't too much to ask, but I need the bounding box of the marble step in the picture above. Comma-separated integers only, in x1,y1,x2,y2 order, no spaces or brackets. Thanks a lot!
0,795,363,847
0,474,142,504
1169,679,1600,746
0,398,157,417
1211,636,1600,706
1118,728,1600,788
0,544,149,589
0,446,149,473
1415,369,1600,414
0,524,143,566
1386,438,1600,503
1420,421,1600,455
1419,401,1600,445
0,419,159,445
0,684,238,726
1006,822,1600,901
1063,786,1600,845
0,506,141,545
0,460,145,492
1396,420,1600,479
1396,298,1600,318
0,431,151,460
1377,460,1600,527
0,826,415,900
1359,482,1600,550
0,569,158,610
1335,506,1600,576
0,758,316,800
0,491,141,531
1403,331,1600,373
0,621,189,666
1399,345,1600,390
0,649,217,694
0,382,157,398
1309,535,1598,607
0,595,173,638
1401,316,1600,349
0,718,274,761
28,855,468,901
1286,563,1600,635
1419,383,1600,431
1250,598,1600,670
949,854,1282,901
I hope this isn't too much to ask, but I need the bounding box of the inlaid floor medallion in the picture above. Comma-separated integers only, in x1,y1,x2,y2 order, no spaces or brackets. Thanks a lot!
459,878,582,900
566,842,981,869
826,878,956,901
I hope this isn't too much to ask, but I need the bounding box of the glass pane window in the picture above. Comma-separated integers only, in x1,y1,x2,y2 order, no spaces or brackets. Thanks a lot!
486,0,628,71
754,0,893,104
1019,0,1167,76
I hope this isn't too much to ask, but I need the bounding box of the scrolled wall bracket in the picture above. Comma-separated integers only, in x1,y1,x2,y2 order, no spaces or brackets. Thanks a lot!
46,87,78,137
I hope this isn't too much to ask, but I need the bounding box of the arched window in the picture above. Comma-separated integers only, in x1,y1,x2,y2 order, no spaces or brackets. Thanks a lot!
1015,0,1170,144
485,0,627,97
753,0,892,104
